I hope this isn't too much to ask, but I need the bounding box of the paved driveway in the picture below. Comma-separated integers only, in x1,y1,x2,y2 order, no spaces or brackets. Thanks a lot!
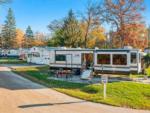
0,66,149,113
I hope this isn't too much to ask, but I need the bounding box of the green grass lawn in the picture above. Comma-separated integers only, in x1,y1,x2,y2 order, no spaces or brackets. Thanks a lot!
0,58,26,64
13,66,150,110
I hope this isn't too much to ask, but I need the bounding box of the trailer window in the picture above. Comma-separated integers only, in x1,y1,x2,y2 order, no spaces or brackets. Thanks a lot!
97,54,110,64
28,54,32,57
55,55,66,61
33,52,40,57
131,53,137,64
113,54,127,65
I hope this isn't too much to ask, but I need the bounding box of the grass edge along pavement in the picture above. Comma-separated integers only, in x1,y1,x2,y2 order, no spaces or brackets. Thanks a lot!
0,58,26,64
12,66,150,110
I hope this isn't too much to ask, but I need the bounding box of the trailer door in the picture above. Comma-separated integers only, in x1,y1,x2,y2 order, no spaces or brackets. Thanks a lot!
81,53,93,69
66,54,72,68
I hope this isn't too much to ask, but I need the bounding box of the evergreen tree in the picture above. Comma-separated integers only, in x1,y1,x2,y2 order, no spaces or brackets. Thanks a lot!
63,9,82,47
25,26,34,38
1,8,16,49
48,10,82,47
24,26,34,48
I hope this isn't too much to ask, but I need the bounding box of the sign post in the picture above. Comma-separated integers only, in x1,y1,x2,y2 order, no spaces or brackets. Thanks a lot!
101,75,108,99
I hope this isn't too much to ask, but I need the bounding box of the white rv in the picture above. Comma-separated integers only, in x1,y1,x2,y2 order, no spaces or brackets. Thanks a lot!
27,47,142,74
49,47,142,74
27,47,49,65
94,48,142,73
0,49,19,57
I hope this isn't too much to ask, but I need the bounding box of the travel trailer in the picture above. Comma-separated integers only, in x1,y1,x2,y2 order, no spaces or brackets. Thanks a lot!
49,47,143,74
27,47,58,65
27,46,142,74
0,49,19,58
27,47,49,64
94,48,142,73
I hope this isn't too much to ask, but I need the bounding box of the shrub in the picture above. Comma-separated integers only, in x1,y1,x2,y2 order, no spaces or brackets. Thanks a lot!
81,84,102,94
144,54,150,68
145,68,150,77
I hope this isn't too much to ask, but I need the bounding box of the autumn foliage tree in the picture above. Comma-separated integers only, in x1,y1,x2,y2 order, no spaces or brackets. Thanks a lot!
81,1,103,48
80,22,106,48
15,29,24,48
47,0,147,50
101,0,146,48
112,23,148,49
90,27,106,48
33,32,47,46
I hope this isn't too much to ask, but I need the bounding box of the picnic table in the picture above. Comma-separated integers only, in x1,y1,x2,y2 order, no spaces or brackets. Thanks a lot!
56,70,73,79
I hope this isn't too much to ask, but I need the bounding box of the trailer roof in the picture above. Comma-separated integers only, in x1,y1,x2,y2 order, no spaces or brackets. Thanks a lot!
54,48,94,51
54,48,141,52
29,46,141,52
95,49,140,52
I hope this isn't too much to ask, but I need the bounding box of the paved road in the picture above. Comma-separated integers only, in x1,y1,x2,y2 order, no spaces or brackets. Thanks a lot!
0,66,149,113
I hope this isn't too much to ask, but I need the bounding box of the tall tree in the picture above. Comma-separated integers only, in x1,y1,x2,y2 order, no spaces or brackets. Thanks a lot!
48,20,65,47
80,22,106,48
112,23,147,50
1,8,16,49
101,0,145,47
48,10,82,47
33,32,46,46
24,26,34,48
15,29,24,48
25,26,34,38
63,9,82,47
81,1,101,48
0,0,11,48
